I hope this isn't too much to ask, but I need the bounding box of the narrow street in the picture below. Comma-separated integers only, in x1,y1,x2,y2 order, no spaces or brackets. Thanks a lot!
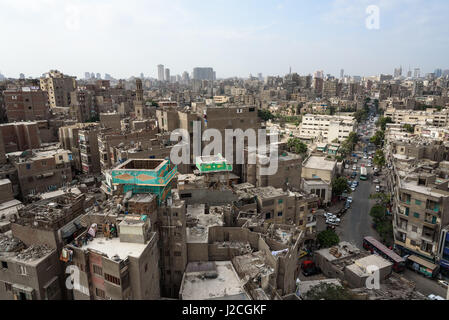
330,110,448,298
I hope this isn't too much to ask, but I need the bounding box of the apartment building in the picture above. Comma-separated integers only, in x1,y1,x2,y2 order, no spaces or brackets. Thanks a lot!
0,238,63,300
40,70,77,108
69,89,98,122
0,122,41,153
10,147,73,198
97,128,158,172
393,174,449,264
78,124,101,174
384,107,449,127
301,156,338,205
299,114,356,143
3,87,49,122
63,215,161,300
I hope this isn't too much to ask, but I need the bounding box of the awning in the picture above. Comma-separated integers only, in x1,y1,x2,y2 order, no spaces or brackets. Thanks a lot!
407,255,438,270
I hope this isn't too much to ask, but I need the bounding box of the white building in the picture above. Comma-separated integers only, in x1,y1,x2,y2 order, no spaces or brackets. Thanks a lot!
299,114,356,143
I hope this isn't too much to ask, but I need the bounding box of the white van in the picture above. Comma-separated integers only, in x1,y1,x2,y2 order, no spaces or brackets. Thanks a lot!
376,185,380,192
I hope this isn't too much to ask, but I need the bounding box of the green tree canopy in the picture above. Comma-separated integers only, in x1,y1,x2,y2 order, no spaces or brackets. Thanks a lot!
376,117,393,131
370,130,385,147
370,205,387,223
403,124,415,133
370,192,391,206
287,138,308,155
258,109,275,122
332,177,351,196
373,149,386,167
317,230,340,248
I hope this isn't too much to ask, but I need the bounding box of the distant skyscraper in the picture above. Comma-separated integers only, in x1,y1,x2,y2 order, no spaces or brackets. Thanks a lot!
443,70,449,77
96,73,101,79
140,73,144,79
258,73,263,81
434,69,443,78
165,68,170,82
414,68,421,78
394,66,402,78
157,64,165,81
84,72,91,79
91,72,95,79
19,73,25,79
314,70,324,79
340,69,344,79
182,71,190,83
193,67,215,81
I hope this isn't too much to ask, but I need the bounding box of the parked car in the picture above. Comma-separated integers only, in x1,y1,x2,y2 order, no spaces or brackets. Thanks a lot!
324,212,336,219
373,179,380,184
347,197,353,203
438,280,449,288
352,165,357,171
428,294,445,300
376,185,381,192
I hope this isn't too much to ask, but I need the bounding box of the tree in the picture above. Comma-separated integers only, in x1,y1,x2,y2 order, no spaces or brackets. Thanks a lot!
370,130,385,147
305,283,355,300
370,205,386,223
403,124,414,133
287,138,308,155
373,149,386,167
332,177,351,196
354,109,367,123
370,192,391,206
376,116,393,131
347,132,359,146
258,109,275,122
317,230,340,248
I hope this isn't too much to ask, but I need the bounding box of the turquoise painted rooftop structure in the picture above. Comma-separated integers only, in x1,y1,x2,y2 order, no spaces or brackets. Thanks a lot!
112,159,177,204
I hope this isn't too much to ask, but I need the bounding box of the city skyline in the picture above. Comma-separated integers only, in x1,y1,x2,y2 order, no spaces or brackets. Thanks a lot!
0,0,448,79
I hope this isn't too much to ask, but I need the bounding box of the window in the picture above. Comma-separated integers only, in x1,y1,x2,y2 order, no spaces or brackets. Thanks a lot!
278,199,283,204
412,225,418,232
174,251,181,257
18,265,27,276
144,264,148,273
92,264,103,276
415,200,422,205
405,208,410,216
249,107,255,112
180,193,192,199
95,288,105,299
278,211,283,217
265,212,271,219
26,164,31,170
5,282,12,292
104,273,121,286
1,261,8,269
414,213,420,219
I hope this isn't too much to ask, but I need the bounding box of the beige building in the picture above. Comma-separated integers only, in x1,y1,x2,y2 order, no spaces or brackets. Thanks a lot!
301,156,338,205
40,70,77,108
384,107,449,127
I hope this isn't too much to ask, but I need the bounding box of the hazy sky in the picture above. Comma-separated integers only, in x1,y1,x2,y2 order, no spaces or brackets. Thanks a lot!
1,0,448,79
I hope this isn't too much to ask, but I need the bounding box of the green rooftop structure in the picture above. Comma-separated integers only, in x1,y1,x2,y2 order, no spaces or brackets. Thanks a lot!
195,154,232,174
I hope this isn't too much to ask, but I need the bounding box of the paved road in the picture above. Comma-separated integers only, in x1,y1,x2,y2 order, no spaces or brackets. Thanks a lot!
337,170,378,247
334,114,449,298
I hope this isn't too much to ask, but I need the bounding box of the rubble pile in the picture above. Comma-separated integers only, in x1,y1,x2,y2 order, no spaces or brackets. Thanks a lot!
15,244,53,261
0,234,23,252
